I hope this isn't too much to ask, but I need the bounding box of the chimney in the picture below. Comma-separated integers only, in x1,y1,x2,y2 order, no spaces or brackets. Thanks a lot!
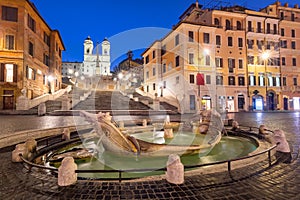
276,1,281,6
196,0,199,9
294,4,299,9
284,3,288,7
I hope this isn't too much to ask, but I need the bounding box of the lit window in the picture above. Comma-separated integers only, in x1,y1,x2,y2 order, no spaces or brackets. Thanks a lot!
5,64,14,82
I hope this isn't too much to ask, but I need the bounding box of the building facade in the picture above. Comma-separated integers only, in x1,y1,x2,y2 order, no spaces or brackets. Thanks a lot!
82,37,111,77
142,1,300,113
0,0,65,110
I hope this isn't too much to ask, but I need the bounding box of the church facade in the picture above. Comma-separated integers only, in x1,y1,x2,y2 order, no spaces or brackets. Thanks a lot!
62,36,111,79
82,36,111,77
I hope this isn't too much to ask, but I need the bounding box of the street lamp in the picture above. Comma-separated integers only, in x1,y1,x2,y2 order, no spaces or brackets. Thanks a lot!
261,51,270,111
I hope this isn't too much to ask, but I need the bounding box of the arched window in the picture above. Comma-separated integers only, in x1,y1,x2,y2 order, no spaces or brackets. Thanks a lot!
214,18,220,26
237,21,242,30
226,20,231,30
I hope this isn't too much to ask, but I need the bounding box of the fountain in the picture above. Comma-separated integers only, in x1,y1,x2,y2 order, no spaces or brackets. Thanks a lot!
38,110,259,179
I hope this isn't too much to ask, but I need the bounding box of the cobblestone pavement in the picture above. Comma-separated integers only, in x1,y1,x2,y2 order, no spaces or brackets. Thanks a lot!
0,112,300,199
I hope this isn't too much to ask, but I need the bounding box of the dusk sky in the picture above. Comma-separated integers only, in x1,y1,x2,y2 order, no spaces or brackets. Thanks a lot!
30,0,299,67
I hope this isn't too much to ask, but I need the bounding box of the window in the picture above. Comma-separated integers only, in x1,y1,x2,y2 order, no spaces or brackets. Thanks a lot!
281,28,285,36
292,30,295,38
292,41,296,49
175,34,179,46
247,39,254,49
216,35,221,46
5,35,14,50
175,56,180,67
216,76,223,85
146,71,149,79
44,32,50,46
43,54,49,66
176,76,180,84
188,31,194,42
282,57,286,66
283,77,287,86
215,57,223,68
266,23,271,34
29,42,34,56
190,95,196,110
273,24,277,34
291,13,295,21
257,40,263,50
238,38,243,47
203,33,210,44
205,55,210,66
153,83,156,91
152,67,156,76
276,77,281,87
281,40,287,48
238,59,243,69
293,58,297,66
257,22,262,33
163,81,166,88
237,21,242,30
293,78,297,86
266,41,271,50
0,64,17,83
152,50,156,59
214,18,220,26
190,74,195,84
27,14,36,32
206,75,211,84
248,56,254,65
238,77,245,86
280,12,284,20
226,20,231,30
228,37,233,46
249,75,256,86
248,21,252,32
259,75,265,86
26,66,36,80
2,6,18,22
228,76,235,85
228,58,235,68
145,55,149,64
162,63,166,73
161,45,166,55
188,53,194,64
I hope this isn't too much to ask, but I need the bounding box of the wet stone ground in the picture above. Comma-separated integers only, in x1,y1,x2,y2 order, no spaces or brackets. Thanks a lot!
0,112,300,199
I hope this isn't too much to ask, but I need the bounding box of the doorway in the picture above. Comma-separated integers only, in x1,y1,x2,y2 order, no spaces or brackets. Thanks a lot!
3,90,14,110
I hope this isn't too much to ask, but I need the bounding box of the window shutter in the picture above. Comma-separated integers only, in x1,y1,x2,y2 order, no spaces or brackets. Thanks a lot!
0,64,4,82
13,64,17,82
26,66,29,79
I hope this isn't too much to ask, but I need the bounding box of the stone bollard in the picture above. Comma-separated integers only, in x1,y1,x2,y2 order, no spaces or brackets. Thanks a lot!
58,157,77,186
231,121,239,131
273,129,292,163
164,128,174,139
12,143,26,162
259,125,267,135
38,103,46,116
12,138,37,162
142,119,147,127
62,128,71,141
165,154,184,184
24,138,37,161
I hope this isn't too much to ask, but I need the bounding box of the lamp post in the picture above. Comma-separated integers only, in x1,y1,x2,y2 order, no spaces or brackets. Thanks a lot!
262,51,270,111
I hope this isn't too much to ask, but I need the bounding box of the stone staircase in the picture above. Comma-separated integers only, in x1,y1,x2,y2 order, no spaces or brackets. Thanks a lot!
72,91,151,111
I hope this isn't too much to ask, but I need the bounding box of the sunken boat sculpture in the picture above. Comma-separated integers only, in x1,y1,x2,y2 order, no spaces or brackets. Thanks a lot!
79,110,222,157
